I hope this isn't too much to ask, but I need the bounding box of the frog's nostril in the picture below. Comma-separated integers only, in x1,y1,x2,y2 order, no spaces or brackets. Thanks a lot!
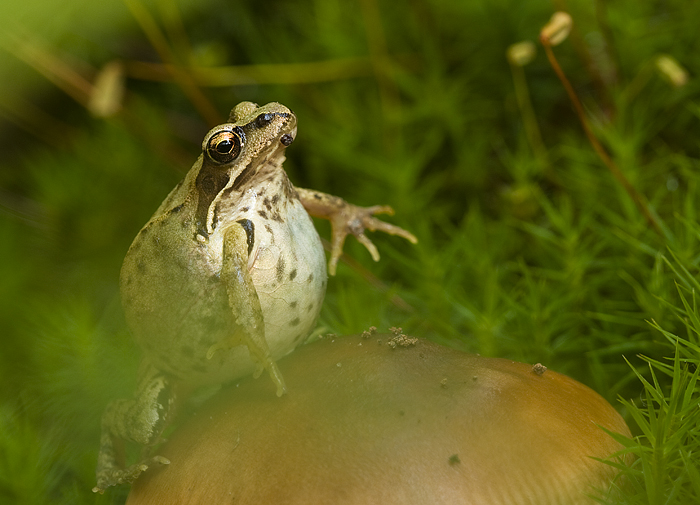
280,134,294,146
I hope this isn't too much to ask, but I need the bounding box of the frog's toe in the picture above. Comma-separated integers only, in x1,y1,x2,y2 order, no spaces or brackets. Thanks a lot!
266,360,287,397
252,359,287,396
360,208,418,244
355,232,381,261
206,340,231,359
327,204,417,275
93,456,170,493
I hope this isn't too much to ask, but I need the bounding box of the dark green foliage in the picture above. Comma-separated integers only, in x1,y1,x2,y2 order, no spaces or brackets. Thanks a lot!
1,0,699,502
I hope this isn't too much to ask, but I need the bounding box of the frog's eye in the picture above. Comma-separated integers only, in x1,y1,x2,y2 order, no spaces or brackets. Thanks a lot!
206,130,242,164
254,113,274,128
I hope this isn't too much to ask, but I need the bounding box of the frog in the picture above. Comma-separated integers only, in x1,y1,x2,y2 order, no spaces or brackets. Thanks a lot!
93,101,417,493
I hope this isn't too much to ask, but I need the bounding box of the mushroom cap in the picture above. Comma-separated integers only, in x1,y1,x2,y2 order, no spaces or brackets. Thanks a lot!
126,334,630,505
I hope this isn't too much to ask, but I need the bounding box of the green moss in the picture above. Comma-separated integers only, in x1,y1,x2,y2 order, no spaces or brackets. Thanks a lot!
1,0,699,502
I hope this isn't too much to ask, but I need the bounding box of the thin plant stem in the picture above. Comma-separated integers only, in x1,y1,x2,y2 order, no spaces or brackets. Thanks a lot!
157,0,195,66
125,0,221,126
358,0,401,151
594,0,620,87
124,57,375,86
508,60,550,172
550,0,614,115
5,33,93,107
539,34,664,236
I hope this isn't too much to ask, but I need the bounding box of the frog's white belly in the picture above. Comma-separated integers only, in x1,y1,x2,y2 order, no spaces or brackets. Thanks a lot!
250,200,326,355
183,199,326,387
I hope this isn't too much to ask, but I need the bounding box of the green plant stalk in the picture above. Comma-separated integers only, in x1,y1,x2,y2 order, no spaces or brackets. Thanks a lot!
5,33,93,107
539,34,664,236
550,0,615,112
124,57,375,86
358,0,401,150
156,0,195,67
125,0,222,126
508,60,550,171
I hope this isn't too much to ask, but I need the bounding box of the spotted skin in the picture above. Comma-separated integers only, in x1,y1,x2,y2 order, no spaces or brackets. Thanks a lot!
93,101,416,493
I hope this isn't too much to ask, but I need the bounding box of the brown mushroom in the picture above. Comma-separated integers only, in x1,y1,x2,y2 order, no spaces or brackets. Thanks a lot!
126,334,630,505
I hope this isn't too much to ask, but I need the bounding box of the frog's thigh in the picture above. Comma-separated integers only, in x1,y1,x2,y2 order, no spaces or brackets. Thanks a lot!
220,222,268,359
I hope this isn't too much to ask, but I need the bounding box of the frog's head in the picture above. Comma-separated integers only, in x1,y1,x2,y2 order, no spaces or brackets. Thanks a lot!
201,102,297,172
193,102,297,238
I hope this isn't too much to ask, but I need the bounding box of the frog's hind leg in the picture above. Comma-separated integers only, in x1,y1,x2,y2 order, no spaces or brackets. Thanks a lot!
206,222,286,397
92,362,173,493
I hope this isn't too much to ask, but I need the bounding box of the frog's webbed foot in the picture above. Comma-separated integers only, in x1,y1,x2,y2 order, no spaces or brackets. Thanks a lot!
93,455,170,493
297,188,417,275
327,204,417,275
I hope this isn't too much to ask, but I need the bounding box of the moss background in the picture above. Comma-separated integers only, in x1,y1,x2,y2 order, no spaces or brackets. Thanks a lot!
1,0,699,503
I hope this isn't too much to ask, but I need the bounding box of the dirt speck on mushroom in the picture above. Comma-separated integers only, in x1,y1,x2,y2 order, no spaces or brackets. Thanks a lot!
532,363,547,376
361,326,377,338
387,334,418,349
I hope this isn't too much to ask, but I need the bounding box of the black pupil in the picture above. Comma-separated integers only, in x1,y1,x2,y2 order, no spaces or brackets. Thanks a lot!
216,139,233,154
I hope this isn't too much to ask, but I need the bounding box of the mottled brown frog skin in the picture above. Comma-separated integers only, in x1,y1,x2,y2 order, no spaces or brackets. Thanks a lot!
93,102,417,493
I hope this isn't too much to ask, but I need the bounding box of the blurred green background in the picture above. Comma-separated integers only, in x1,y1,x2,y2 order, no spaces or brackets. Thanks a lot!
1,0,699,503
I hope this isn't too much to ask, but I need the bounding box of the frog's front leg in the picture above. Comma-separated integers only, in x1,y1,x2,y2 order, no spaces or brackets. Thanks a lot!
93,362,172,493
296,188,418,275
206,221,287,397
